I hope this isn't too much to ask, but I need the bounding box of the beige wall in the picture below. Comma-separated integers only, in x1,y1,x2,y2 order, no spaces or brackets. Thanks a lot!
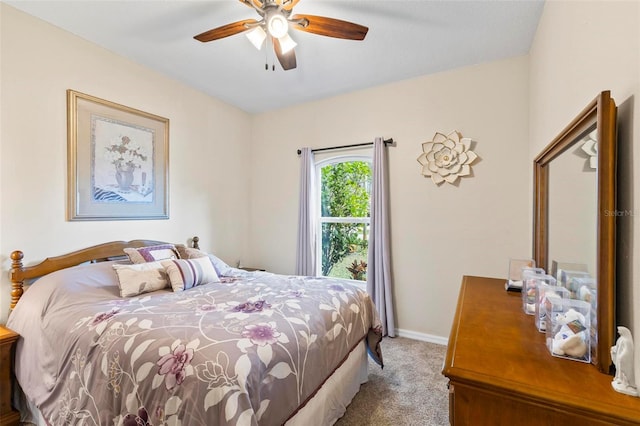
250,56,531,341
529,0,640,374
0,5,253,321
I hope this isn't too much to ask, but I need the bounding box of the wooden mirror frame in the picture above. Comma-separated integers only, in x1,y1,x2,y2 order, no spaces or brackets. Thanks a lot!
533,90,617,374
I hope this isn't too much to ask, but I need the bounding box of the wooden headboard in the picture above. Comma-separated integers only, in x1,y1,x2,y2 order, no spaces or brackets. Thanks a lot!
9,236,200,310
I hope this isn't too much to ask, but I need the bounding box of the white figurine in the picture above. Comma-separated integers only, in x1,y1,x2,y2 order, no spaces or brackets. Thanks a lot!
611,326,638,397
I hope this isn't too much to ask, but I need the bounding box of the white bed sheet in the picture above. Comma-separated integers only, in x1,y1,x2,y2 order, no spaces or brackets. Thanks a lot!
287,341,368,425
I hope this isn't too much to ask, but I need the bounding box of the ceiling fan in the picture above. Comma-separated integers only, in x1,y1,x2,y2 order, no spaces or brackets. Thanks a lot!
194,0,369,71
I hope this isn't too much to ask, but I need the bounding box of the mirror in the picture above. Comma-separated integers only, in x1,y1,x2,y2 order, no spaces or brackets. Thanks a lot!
533,91,617,374
547,128,598,277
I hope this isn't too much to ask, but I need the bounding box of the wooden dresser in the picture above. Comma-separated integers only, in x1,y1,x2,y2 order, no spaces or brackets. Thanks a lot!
442,275,640,425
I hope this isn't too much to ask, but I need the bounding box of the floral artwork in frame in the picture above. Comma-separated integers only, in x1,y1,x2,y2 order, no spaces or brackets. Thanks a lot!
67,90,169,220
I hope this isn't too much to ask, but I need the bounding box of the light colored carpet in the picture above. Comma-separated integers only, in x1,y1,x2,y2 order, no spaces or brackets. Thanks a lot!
335,336,449,426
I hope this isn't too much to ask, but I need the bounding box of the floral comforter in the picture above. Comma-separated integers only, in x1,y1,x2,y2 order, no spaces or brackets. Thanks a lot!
8,261,383,426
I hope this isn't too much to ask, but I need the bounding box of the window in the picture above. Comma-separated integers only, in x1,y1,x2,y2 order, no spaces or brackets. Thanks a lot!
316,156,372,281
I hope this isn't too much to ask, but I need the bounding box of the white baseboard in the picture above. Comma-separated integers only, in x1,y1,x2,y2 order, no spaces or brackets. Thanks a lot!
394,328,449,346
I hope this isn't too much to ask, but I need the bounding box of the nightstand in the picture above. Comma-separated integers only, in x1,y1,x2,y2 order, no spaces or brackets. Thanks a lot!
0,325,20,426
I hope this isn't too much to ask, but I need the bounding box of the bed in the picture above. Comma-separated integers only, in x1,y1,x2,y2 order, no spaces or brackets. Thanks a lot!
7,238,383,426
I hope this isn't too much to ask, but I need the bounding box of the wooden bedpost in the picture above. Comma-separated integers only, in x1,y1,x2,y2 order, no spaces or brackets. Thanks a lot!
192,236,200,250
9,251,24,311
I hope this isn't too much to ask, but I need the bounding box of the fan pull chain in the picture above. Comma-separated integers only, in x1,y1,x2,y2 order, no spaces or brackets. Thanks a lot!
264,37,275,71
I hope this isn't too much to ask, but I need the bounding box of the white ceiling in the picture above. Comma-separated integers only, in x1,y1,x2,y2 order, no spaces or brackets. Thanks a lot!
4,0,544,114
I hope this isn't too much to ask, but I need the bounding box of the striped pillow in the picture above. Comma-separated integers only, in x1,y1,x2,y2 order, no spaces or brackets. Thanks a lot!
161,257,220,291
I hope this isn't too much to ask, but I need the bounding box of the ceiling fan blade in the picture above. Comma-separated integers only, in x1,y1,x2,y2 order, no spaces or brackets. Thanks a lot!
281,0,300,11
291,14,368,40
274,38,297,71
239,0,263,8
194,19,259,42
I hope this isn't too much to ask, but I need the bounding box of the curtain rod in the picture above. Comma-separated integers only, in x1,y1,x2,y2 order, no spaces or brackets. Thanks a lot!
296,138,394,155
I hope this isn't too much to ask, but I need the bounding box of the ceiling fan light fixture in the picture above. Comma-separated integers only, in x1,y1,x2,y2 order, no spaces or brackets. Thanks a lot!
246,26,267,49
277,33,297,54
194,0,369,73
267,13,289,38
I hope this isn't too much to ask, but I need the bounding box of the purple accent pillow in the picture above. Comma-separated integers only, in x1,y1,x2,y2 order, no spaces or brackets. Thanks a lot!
124,244,180,264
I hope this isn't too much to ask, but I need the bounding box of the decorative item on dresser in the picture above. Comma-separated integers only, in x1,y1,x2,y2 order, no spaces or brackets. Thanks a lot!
611,326,638,397
442,276,640,425
0,325,20,426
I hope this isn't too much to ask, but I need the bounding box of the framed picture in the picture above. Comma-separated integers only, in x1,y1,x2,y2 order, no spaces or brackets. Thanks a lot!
67,90,169,220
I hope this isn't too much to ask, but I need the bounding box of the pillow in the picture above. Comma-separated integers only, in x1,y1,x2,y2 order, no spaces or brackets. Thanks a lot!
175,246,232,276
207,254,234,276
124,244,180,264
175,245,206,260
112,261,170,297
161,257,220,292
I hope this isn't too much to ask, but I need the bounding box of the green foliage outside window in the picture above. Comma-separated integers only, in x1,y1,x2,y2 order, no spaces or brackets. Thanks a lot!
320,161,372,279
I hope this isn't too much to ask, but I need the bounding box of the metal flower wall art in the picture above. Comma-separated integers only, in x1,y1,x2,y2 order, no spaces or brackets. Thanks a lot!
417,131,478,185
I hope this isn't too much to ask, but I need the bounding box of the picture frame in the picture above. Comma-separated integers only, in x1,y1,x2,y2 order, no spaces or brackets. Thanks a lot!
67,90,169,220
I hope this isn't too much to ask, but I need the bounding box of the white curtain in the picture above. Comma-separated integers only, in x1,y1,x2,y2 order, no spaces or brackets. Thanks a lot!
367,137,396,337
295,148,316,276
